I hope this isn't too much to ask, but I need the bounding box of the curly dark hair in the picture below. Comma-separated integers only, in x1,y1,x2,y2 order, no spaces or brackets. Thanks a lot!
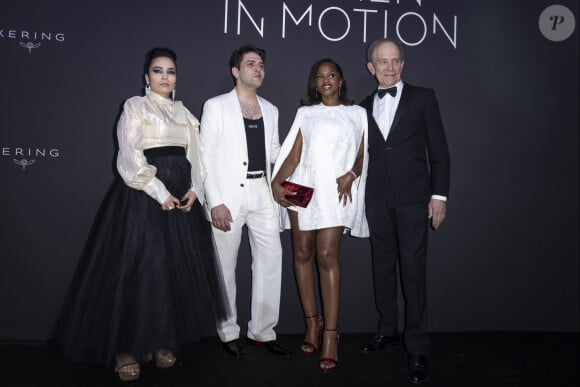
301,58,352,106
229,44,266,69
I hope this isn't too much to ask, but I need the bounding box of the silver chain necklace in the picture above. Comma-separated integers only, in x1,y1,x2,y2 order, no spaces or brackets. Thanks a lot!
240,99,261,119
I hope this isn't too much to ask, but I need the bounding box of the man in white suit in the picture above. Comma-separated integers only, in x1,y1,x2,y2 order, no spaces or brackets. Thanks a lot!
200,45,292,358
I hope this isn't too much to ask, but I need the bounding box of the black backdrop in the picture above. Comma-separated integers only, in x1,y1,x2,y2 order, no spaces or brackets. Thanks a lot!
1,0,578,341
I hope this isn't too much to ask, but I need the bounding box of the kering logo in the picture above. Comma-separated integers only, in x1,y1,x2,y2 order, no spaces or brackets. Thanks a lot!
0,28,65,54
2,146,61,171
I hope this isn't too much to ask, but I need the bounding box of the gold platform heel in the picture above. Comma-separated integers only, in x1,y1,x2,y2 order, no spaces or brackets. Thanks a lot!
115,354,140,381
155,349,176,368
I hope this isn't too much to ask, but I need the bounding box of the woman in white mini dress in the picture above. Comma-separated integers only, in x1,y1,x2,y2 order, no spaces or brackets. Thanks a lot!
272,58,368,373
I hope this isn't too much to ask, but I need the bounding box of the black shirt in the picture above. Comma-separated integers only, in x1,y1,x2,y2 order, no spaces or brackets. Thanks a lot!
244,117,266,172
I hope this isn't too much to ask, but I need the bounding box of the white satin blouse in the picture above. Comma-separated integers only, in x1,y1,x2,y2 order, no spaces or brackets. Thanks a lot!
116,92,206,205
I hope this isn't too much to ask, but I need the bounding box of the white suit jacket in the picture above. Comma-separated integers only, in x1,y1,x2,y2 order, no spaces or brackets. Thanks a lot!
200,88,281,221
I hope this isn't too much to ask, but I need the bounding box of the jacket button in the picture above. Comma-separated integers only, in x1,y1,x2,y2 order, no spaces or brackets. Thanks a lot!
240,183,244,187
243,161,247,165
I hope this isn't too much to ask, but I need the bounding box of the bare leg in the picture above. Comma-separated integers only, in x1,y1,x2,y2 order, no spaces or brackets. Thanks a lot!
315,227,344,371
289,211,320,351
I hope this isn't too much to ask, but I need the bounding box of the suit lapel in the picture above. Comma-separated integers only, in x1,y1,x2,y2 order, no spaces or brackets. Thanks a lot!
257,96,271,162
226,89,248,154
387,83,410,142
257,97,270,137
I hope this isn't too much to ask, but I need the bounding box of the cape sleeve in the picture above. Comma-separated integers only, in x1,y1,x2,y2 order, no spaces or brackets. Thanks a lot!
271,107,304,230
348,106,369,238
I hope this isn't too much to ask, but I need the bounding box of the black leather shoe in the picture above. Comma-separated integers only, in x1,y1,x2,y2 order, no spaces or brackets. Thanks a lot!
408,355,428,384
246,338,293,357
222,339,246,358
359,335,400,353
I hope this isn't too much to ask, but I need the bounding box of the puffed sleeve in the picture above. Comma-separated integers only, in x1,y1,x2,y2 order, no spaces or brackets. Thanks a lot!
116,97,171,205
185,109,206,204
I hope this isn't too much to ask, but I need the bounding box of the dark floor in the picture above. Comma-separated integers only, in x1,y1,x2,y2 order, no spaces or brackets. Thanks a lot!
1,332,578,387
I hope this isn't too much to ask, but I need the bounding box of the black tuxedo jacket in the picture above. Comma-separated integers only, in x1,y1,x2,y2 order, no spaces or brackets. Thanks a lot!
360,82,450,206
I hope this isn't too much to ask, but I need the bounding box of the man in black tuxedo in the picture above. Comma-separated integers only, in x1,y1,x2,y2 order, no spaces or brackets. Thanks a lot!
359,38,450,384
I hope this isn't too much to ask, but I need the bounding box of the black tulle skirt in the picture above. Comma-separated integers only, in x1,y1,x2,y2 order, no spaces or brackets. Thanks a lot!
52,146,229,367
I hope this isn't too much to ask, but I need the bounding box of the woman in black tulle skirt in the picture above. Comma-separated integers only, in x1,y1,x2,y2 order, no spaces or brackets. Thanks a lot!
52,48,229,381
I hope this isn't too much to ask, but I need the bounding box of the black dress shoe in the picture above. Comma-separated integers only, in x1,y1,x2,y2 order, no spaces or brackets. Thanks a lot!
222,339,246,358
359,335,400,353
408,355,429,384
246,338,293,357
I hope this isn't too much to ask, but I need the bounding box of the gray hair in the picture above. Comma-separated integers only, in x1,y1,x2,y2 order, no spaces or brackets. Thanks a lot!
366,38,405,63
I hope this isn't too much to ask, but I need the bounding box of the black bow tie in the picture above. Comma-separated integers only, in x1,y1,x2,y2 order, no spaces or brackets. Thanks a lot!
377,86,397,98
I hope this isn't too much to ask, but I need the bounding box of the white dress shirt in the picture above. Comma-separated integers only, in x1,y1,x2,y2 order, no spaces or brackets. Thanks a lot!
373,80,404,141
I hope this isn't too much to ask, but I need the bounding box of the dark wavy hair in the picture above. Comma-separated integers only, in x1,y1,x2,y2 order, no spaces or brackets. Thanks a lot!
228,44,266,85
144,47,177,75
301,58,352,106
229,44,266,69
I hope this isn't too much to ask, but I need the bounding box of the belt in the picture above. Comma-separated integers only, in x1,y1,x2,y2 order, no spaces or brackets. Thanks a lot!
246,171,265,179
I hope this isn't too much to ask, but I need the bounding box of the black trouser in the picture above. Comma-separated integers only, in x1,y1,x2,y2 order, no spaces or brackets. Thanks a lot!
366,183,430,356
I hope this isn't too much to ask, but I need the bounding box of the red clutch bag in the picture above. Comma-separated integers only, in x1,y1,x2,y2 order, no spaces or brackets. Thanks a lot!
282,181,314,208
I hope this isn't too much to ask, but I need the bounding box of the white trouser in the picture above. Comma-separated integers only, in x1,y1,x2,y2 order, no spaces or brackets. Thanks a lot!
212,177,282,342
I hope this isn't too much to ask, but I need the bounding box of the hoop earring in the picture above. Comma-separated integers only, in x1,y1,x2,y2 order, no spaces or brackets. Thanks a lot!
145,84,151,96
171,88,175,100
